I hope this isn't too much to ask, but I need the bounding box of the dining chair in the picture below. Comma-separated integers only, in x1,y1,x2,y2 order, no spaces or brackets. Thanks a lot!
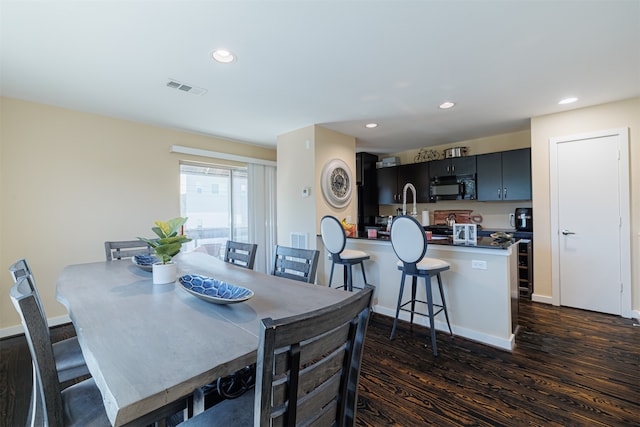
389,215,453,356
8,259,90,385
223,240,258,270
178,284,375,427
271,245,319,284
9,277,112,427
320,215,370,291
104,239,153,261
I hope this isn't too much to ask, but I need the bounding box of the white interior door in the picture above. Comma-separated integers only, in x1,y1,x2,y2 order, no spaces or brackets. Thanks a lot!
550,128,631,316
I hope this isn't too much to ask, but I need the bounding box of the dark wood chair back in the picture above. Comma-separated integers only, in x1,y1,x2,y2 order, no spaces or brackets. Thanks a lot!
257,285,374,426
104,240,153,261
223,240,258,270
9,258,33,282
271,245,319,284
10,277,64,426
8,258,47,326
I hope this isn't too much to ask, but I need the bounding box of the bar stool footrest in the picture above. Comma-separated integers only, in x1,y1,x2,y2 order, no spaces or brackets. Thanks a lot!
399,300,446,321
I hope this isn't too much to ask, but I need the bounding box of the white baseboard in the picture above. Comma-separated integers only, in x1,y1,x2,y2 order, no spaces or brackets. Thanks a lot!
0,315,72,339
531,293,553,304
0,324,24,339
373,305,514,352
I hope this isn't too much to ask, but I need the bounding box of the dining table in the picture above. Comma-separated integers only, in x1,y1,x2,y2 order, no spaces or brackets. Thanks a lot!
56,251,352,426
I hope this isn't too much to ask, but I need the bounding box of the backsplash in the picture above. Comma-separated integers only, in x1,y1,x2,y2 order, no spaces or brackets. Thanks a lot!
378,200,532,230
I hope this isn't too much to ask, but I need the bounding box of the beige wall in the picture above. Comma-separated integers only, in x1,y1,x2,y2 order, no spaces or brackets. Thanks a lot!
388,129,531,164
276,126,317,247
0,97,276,332
531,97,640,313
276,125,356,251
313,126,357,233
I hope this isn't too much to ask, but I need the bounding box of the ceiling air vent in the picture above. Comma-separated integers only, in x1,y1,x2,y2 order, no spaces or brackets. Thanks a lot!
166,79,207,96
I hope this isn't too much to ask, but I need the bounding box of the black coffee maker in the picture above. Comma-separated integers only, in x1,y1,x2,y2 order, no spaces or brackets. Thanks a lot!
514,208,533,232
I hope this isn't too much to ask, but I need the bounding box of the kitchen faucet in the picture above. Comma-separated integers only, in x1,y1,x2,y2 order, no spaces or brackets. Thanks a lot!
402,183,417,218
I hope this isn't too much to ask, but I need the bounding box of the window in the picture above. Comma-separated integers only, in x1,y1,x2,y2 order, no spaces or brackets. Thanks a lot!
180,163,248,258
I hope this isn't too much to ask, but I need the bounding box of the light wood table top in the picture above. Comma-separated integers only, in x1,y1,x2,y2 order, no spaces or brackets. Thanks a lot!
56,252,350,426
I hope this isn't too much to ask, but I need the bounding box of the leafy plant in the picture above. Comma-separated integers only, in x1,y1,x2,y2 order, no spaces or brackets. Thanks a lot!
138,217,192,264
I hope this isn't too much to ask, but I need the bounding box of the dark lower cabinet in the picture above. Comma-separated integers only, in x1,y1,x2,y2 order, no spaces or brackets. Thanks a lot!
477,148,531,201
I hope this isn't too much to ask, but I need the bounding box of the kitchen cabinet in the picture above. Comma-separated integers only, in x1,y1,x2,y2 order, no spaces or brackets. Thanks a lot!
476,148,531,201
428,156,476,178
377,163,430,204
356,152,379,235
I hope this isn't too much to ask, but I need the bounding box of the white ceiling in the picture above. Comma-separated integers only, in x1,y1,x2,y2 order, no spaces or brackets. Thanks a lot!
1,1,639,154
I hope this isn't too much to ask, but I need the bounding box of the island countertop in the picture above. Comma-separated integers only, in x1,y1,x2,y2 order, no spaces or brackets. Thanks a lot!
348,235,516,250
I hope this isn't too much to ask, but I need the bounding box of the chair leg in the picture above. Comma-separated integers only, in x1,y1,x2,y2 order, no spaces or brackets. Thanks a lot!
390,272,407,340
425,276,438,356
343,265,348,290
436,273,453,336
410,276,417,326
359,261,368,286
328,261,336,287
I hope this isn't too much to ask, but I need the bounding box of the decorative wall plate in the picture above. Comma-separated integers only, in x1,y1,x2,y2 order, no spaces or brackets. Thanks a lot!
320,158,353,208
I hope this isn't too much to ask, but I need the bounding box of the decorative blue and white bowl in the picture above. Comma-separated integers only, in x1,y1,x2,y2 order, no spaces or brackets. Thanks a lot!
132,254,159,271
178,274,254,304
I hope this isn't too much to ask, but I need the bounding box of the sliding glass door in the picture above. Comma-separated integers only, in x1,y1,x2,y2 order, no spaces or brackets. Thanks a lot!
180,163,248,258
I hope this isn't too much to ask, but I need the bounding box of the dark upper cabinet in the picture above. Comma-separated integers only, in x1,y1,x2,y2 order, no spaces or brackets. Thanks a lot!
377,166,398,204
356,152,378,186
428,157,476,178
477,148,531,201
356,153,379,232
377,163,430,205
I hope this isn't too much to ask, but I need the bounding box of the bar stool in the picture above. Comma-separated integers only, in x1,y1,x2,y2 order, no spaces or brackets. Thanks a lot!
389,215,453,356
320,215,370,291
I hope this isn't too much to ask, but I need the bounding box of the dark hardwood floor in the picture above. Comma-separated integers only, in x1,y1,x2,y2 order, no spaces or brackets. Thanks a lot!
357,300,640,427
2,300,638,427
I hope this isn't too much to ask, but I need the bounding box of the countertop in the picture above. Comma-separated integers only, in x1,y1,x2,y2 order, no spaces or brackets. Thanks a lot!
350,235,516,250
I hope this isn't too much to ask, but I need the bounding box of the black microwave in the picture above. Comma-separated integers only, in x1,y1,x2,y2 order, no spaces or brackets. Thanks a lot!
429,174,476,202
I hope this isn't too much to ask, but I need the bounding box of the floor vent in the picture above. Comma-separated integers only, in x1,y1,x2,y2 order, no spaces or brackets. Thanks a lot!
290,232,308,249
166,79,207,96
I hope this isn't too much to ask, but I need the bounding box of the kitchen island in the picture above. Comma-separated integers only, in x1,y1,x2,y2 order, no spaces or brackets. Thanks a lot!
316,235,519,351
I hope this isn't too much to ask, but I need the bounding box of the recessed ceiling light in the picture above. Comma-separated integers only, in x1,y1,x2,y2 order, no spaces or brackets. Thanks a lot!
559,97,578,105
211,49,236,64
365,123,378,129
439,101,456,109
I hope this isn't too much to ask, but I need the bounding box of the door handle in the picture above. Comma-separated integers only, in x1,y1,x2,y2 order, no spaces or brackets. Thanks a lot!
561,229,576,235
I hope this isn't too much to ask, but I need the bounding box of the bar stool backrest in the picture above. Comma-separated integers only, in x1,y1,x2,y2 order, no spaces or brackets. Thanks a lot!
390,215,427,265
320,215,347,256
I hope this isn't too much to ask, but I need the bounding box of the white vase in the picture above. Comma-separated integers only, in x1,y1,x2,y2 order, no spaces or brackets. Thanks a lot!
152,262,177,285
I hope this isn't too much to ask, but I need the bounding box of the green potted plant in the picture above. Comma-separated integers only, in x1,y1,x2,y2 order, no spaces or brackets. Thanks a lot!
138,217,191,284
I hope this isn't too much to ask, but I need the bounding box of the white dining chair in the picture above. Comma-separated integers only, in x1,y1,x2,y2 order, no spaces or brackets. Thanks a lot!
321,215,370,291
389,215,453,356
